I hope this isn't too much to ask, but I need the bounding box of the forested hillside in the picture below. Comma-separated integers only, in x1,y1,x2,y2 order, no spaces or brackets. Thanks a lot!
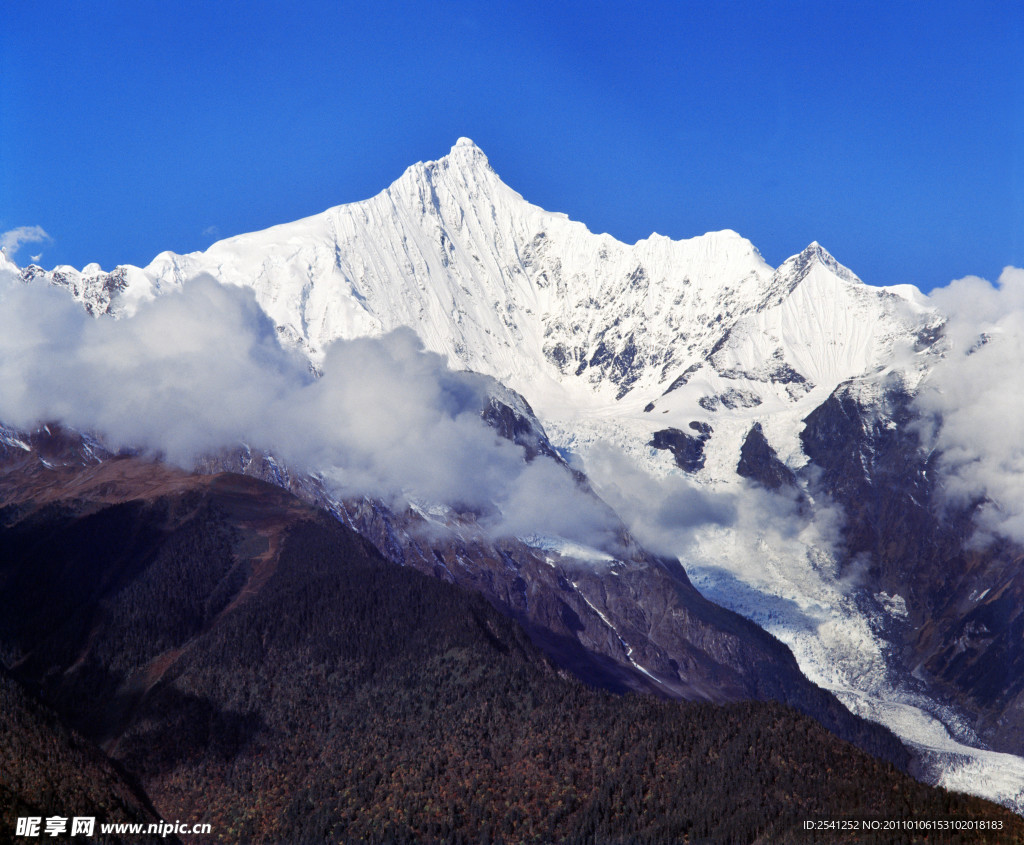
1,460,1020,843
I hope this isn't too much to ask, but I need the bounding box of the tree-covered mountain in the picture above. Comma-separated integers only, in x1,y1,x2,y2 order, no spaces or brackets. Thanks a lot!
1,453,1021,843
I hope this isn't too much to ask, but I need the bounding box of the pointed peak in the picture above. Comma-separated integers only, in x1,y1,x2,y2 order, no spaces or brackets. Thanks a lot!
798,241,830,261
447,137,489,163
395,139,495,191
781,241,862,286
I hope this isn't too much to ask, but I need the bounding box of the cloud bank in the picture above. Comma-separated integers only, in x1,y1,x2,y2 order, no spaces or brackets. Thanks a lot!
0,268,614,545
914,266,1024,544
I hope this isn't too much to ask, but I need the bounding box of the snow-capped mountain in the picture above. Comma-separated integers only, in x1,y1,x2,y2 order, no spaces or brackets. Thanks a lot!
10,138,936,487
11,139,927,414
9,138,1024,810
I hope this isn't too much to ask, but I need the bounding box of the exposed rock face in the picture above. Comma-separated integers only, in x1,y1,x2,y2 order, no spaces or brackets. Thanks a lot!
19,263,131,316
698,387,763,412
480,393,564,465
737,422,795,490
649,424,712,473
800,381,1024,756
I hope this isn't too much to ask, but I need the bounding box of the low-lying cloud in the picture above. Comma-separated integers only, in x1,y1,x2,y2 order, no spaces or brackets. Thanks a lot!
0,269,614,545
581,442,740,557
582,440,850,597
914,266,1024,545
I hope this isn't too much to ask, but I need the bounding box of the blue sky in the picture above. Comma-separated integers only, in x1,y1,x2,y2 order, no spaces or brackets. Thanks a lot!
2,1,1021,291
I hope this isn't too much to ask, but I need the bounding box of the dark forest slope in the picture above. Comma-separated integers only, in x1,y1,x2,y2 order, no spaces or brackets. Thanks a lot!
0,665,173,845
0,459,1020,844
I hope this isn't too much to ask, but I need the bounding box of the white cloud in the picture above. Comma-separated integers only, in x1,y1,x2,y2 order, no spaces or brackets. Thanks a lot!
581,442,739,557
0,267,617,547
914,266,1024,545
0,226,51,260
580,440,842,553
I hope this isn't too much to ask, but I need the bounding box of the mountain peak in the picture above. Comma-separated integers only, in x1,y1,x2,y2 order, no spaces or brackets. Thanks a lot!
395,138,495,196
446,137,489,164
782,241,862,286
798,241,832,263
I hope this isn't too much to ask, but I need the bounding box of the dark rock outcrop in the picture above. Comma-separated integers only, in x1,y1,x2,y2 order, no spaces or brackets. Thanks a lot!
649,425,711,473
800,380,1024,755
737,422,796,490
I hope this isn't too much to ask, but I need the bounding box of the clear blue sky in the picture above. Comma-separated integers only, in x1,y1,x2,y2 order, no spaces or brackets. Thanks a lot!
2,0,1021,291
